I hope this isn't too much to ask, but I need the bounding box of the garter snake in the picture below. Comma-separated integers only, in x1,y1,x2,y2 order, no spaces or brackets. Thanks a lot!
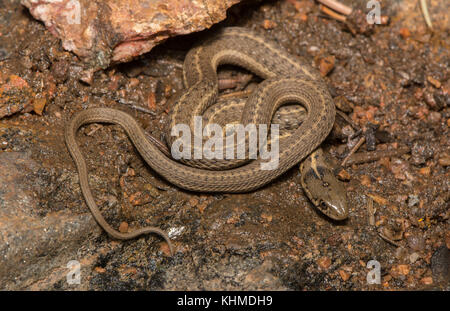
65,27,347,254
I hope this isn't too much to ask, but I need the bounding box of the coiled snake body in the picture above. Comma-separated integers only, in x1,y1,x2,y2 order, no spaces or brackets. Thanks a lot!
65,28,340,254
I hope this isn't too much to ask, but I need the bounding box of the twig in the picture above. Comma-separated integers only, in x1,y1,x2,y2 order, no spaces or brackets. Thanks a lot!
86,124,102,136
130,105,157,116
349,128,363,140
118,98,157,116
336,110,360,132
378,231,401,247
342,146,410,166
316,0,352,16
367,197,376,226
341,136,365,166
419,0,433,30
320,5,347,22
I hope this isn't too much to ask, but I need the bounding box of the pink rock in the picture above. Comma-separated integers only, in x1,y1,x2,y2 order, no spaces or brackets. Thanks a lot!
21,0,241,73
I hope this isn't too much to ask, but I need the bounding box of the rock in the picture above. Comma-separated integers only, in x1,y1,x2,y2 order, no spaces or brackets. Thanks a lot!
51,60,70,84
407,195,419,207
395,247,409,261
389,264,410,278
159,241,172,257
337,169,351,181
0,152,100,289
409,252,420,264
317,257,331,270
317,55,335,77
21,0,242,74
420,276,433,285
398,27,410,39
418,166,431,177
95,267,106,273
411,141,434,166
0,47,11,61
262,19,277,29
33,97,47,115
427,111,441,124
242,260,284,289
0,74,34,119
438,154,450,167
338,269,351,281
431,246,450,286
407,235,426,252
367,193,388,206
427,76,441,89
118,221,129,233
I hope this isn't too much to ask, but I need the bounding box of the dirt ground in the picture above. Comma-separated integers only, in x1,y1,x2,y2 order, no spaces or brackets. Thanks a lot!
0,0,448,290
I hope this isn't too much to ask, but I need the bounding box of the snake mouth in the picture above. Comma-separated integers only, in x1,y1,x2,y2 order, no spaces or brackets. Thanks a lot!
318,200,348,221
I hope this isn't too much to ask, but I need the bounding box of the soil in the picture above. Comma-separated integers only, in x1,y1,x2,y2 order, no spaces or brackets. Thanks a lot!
0,0,448,290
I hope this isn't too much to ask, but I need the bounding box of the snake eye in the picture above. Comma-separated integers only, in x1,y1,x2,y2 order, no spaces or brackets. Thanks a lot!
320,201,328,210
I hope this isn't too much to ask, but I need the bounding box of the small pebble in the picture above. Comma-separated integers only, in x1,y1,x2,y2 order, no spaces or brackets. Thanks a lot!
411,141,434,166
33,98,46,115
128,78,140,88
419,167,431,177
160,241,172,256
368,193,388,206
51,60,69,84
338,270,351,281
188,197,199,207
337,169,350,181
427,111,441,123
409,252,420,264
118,221,128,233
407,195,419,207
0,47,10,61
438,154,450,167
317,257,331,270
390,264,410,278
318,55,335,77
407,235,425,251
262,20,277,29
395,246,409,261
95,267,106,273
399,27,411,39
420,276,433,285
427,76,441,88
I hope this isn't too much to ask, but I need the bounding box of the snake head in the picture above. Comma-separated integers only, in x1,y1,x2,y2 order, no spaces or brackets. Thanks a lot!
300,149,349,221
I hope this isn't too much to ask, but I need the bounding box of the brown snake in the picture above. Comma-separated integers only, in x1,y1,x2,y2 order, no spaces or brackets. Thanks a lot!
65,28,336,254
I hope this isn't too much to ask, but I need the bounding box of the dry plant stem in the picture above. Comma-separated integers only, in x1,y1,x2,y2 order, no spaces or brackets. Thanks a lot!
336,110,360,132
419,0,433,30
86,124,102,136
367,197,376,226
378,232,401,247
341,136,365,166
130,105,157,115
343,146,411,166
316,0,352,16
320,5,347,22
